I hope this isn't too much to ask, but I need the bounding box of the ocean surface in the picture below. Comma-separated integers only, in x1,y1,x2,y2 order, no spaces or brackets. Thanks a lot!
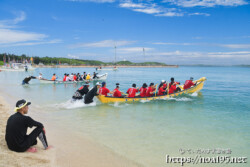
0,66,249,166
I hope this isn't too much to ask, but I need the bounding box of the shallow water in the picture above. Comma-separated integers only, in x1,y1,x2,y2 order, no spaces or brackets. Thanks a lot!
0,66,249,166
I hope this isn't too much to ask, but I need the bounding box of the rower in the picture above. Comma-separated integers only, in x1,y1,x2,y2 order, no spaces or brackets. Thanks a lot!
66,74,71,81
84,82,101,104
93,72,98,79
183,77,196,90
113,83,123,97
22,76,37,85
168,77,181,94
72,82,90,100
86,73,91,80
146,83,156,97
99,82,113,96
158,84,166,96
126,83,139,98
38,73,43,79
51,74,57,81
63,73,67,82
139,83,147,97
83,72,87,80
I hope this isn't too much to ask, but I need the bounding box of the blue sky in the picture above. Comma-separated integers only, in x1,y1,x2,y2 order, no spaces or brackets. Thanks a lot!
0,0,249,65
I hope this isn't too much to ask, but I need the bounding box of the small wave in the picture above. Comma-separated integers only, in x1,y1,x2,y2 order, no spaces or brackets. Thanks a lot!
110,102,130,107
167,97,192,102
190,92,198,97
53,99,96,109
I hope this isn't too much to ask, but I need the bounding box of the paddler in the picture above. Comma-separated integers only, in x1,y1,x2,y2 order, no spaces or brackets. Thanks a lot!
63,73,67,82
93,72,98,79
168,77,181,94
126,83,139,98
51,74,57,81
99,82,113,96
183,77,196,90
113,83,123,97
139,83,147,97
38,73,43,79
86,73,91,80
22,76,37,85
72,82,90,100
5,99,51,153
84,82,101,104
146,83,156,97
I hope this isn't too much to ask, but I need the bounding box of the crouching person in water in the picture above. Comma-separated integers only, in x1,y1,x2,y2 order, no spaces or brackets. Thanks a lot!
22,76,37,85
84,82,101,104
72,82,90,100
5,99,50,153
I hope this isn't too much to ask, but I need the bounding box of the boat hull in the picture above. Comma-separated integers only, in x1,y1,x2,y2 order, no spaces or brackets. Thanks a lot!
97,77,206,103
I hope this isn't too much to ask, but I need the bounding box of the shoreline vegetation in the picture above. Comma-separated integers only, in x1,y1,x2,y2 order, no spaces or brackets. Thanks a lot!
0,53,178,67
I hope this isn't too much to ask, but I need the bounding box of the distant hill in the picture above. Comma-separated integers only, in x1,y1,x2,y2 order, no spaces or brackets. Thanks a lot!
0,53,169,66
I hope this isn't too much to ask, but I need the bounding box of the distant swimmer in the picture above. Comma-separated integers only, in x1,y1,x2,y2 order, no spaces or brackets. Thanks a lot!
51,74,57,81
183,77,196,90
5,99,51,153
22,76,37,85
72,82,90,100
84,82,101,104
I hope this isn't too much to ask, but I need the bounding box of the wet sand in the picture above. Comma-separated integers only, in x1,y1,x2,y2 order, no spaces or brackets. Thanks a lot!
0,96,141,167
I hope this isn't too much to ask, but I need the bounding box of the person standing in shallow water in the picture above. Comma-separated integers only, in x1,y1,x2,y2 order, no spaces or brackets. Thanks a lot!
5,99,51,153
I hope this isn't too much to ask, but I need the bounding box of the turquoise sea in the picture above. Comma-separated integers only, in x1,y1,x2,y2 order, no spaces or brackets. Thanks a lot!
0,66,249,166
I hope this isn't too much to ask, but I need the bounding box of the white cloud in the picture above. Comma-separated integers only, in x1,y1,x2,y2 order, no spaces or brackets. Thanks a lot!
119,1,184,17
221,44,250,49
163,0,248,7
68,54,80,59
67,0,115,3
189,12,210,16
0,28,47,44
70,40,135,48
117,47,154,53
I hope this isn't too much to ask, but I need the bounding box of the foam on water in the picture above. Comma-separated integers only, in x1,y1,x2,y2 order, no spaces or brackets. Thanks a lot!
53,99,97,109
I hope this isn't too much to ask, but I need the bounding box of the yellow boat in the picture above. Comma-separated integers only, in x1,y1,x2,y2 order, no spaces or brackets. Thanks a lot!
97,77,206,103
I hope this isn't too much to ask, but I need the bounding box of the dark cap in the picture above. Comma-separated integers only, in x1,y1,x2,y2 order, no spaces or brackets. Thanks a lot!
190,77,193,80
150,83,154,86
102,82,106,87
15,99,31,112
171,77,174,81
132,83,136,88
142,83,147,88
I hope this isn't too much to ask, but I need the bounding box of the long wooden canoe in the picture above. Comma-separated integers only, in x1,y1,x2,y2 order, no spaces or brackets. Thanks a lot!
97,77,206,103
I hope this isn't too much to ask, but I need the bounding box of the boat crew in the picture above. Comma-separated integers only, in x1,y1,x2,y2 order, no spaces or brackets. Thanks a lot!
73,74,77,81
113,83,123,97
126,83,139,98
38,73,43,79
84,82,101,104
5,99,50,152
139,83,147,97
183,77,196,90
63,73,67,81
158,80,165,90
69,73,74,81
22,76,37,85
51,74,57,81
158,84,166,96
93,72,98,79
168,77,181,94
66,74,71,81
72,82,90,100
99,82,113,96
83,72,87,80
146,83,156,97
86,73,91,80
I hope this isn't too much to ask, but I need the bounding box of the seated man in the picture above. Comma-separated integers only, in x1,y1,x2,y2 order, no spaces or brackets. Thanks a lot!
72,82,90,100
168,77,181,94
146,83,156,97
126,83,139,98
99,82,113,96
51,73,57,81
5,99,50,153
113,83,123,97
93,72,98,79
183,77,196,90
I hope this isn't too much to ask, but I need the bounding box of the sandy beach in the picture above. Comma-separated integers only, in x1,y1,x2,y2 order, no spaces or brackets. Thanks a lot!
0,96,141,167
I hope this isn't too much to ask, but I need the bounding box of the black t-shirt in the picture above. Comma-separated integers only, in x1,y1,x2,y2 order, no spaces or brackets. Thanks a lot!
5,112,43,151
84,86,98,102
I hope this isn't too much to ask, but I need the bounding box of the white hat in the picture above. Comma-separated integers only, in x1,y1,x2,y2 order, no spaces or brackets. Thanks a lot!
96,82,101,86
162,80,165,83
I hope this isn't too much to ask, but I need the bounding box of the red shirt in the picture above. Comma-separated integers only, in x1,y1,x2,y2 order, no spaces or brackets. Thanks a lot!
99,87,110,96
73,75,77,81
183,80,195,90
163,83,167,89
126,88,138,98
146,87,155,97
139,87,147,97
63,76,67,81
113,88,122,97
158,87,165,95
169,84,176,94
